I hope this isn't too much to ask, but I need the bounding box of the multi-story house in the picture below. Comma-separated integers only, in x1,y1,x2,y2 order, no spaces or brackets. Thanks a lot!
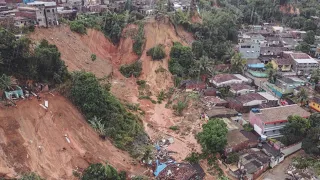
249,104,310,138
284,52,319,75
239,42,261,59
27,1,58,27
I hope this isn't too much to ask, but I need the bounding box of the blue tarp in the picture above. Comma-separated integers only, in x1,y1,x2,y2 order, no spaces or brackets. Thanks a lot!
155,144,160,151
154,160,167,177
248,63,265,69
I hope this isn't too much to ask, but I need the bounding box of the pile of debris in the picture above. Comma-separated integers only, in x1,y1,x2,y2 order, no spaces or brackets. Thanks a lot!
157,163,202,180
152,137,205,180
287,164,318,180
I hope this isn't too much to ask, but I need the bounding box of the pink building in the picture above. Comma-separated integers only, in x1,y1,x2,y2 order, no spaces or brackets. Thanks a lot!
249,104,310,138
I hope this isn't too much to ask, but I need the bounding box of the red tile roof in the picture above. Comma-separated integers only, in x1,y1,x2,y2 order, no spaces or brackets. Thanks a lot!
290,53,311,59
211,74,239,83
235,93,266,104
255,104,310,124
274,58,291,65
230,84,254,92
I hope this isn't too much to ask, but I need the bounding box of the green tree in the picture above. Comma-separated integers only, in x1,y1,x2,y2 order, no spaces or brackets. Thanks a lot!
267,68,276,84
119,60,142,78
102,12,127,44
69,71,145,151
35,40,68,83
296,88,309,105
20,172,44,180
280,115,311,146
146,44,166,60
225,153,239,164
230,53,246,74
196,119,228,154
81,163,123,180
70,21,87,34
303,31,315,45
311,69,320,84
302,127,320,156
295,42,310,53
91,54,97,61
192,41,203,59
0,74,11,90
133,23,145,56
302,113,320,156
169,42,194,77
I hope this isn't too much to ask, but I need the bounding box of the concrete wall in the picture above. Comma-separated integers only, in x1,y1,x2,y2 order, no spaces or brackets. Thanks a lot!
281,142,302,157
249,112,265,133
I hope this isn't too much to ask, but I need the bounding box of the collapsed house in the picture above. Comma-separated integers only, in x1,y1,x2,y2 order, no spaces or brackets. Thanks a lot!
4,85,24,100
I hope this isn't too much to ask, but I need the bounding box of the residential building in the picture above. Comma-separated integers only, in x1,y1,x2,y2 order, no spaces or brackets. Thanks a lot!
281,37,301,50
270,58,292,72
239,42,260,59
225,130,258,155
249,104,310,138
284,52,319,75
202,87,216,96
227,92,278,113
309,97,320,112
272,26,284,33
229,84,255,96
275,77,306,94
209,74,250,88
264,36,281,47
261,143,284,168
238,149,270,180
179,80,206,92
27,1,58,27
14,16,31,27
260,47,289,57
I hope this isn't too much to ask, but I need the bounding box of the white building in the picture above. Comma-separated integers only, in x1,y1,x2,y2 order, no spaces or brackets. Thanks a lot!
209,74,250,88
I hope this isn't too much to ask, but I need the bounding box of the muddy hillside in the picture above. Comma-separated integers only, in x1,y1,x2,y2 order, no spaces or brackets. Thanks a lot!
25,16,207,179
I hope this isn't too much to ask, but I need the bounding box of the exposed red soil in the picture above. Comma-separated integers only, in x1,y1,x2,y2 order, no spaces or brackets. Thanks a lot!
0,93,145,179
280,4,300,15
27,17,206,178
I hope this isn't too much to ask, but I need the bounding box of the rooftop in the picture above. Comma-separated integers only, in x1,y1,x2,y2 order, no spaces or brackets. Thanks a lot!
235,93,266,104
257,92,278,101
290,53,311,59
27,1,56,6
211,74,239,83
254,104,310,124
311,97,320,104
240,149,270,174
260,47,289,55
273,58,291,65
230,84,254,92
226,129,248,148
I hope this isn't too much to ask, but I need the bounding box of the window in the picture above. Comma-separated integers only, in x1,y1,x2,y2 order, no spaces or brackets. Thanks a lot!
47,9,50,12
52,9,54,12
38,19,42,22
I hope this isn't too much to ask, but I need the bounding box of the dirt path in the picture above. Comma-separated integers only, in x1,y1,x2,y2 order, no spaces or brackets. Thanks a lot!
0,94,145,179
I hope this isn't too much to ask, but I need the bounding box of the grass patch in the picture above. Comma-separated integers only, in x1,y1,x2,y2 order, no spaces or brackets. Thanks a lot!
169,125,179,131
